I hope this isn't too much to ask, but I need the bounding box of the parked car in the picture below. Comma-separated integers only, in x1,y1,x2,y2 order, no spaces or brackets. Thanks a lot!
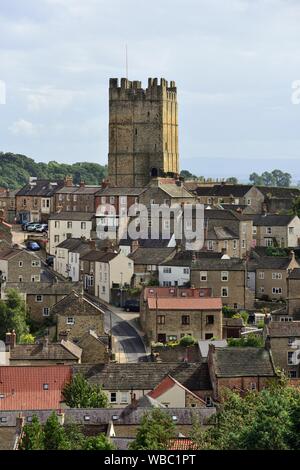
26,223,41,232
124,299,140,312
26,241,41,251
35,224,48,233
21,222,30,231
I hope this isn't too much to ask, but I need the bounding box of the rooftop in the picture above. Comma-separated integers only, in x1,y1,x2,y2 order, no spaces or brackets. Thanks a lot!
9,340,82,362
50,291,105,317
0,366,71,410
266,321,300,337
56,238,91,253
252,214,296,226
129,247,175,265
16,179,64,197
211,347,276,377
48,212,95,221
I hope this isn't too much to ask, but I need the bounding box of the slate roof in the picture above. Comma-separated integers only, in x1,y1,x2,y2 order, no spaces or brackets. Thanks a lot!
191,258,245,271
48,212,95,221
266,321,300,337
258,186,300,199
50,291,105,317
160,251,223,267
15,179,64,197
56,238,90,253
195,184,254,198
288,268,300,279
0,366,71,410
5,281,82,296
72,362,212,391
10,341,82,362
211,347,276,377
252,214,296,226
147,297,222,311
255,257,294,270
208,226,239,240
129,247,175,265
96,187,143,196
80,250,108,262
56,186,100,195
158,183,194,198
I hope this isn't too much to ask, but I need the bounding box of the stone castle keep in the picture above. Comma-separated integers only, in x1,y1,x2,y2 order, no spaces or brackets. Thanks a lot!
108,77,179,188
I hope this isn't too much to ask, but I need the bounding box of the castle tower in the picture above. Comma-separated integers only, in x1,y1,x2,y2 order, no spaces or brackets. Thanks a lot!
108,77,179,187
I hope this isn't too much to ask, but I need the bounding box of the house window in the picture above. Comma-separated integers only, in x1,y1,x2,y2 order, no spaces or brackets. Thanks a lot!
258,272,264,280
289,371,297,378
242,239,246,249
266,227,272,235
208,241,213,251
0,417,8,423
205,333,214,340
55,221,60,229
233,240,237,250
67,221,72,229
157,315,165,325
81,222,86,230
101,197,106,204
19,261,23,268
247,198,251,205
110,392,117,403
272,287,282,295
250,383,256,391
31,275,40,282
120,392,128,404
260,287,265,293
102,286,106,293
289,227,294,235
206,315,214,325
54,235,60,243
221,287,229,297
168,335,177,342
183,268,189,274
272,273,282,280
67,317,75,325
265,238,273,247
252,226,257,235
120,196,127,205
43,384,49,390
19,276,23,283
221,271,228,282
23,199,27,206
182,315,190,325
207,198,212,205
200,271,207,282
288,352,294,365
32,260,40,267
163,267,171,274
36,295,43,302
242,224,247,234
110,196,115,204
288,337,295,347
43,308,50,317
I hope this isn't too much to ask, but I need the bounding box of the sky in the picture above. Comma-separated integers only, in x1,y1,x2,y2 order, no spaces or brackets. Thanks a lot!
1,0,300,182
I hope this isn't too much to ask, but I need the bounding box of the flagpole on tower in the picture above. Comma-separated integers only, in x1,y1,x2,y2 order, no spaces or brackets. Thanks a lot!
126,44,128,79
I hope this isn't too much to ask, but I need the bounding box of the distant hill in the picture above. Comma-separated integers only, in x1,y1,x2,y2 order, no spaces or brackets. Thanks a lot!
0,152,108,189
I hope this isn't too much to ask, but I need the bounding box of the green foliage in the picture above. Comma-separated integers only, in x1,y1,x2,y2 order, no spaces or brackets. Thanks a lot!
19,415,45,450
249,170,292,187
192,384,300,450
44,412,70,450
226,177,238,184
129,409,176,450
232,311,249,325
19,333,35,344
83,434,115,450
0,152,107,189
0,289,29,341
227,333,264,348
266,246,288,257
63,373,109,408
180,169,198,180
179,335,196,347
222,306,236,318
146,278,160,286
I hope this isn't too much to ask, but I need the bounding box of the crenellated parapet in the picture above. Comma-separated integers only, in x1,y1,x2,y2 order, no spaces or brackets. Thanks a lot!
109,77,177,101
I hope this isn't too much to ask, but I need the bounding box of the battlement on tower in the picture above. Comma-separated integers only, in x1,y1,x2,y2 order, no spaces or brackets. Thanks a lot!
109,77,177,100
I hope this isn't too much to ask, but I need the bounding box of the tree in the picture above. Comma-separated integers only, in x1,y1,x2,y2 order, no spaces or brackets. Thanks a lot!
84,435,115,450
63,373,109,408
0,289,29,341
192,383,300,450
180,170,197,180
249,170,292,187
19,415,45,450
44,412,70,450
226,177,238,184
227,333,264,347
179,335,196,347
129,409,176,450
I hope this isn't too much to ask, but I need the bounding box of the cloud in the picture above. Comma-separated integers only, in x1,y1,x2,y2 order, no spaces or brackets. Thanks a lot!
9,119,41,136
24,86,86,112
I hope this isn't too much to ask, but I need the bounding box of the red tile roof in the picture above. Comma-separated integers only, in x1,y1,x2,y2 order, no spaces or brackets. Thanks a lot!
169,439,198,450
0,366,71,410
147,297,222,310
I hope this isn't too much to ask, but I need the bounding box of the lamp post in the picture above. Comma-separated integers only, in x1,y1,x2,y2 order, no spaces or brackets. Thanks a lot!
120,272,123,308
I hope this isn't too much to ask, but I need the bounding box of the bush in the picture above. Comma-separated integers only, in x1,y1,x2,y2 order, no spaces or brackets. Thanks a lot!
222,306,236,318
227,333,264,348
179,335,196,347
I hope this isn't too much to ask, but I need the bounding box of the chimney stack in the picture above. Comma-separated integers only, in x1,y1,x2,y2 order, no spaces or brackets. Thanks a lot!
64,176,73,188
79,180,85,188
59,331,69,342
5,330,16,349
